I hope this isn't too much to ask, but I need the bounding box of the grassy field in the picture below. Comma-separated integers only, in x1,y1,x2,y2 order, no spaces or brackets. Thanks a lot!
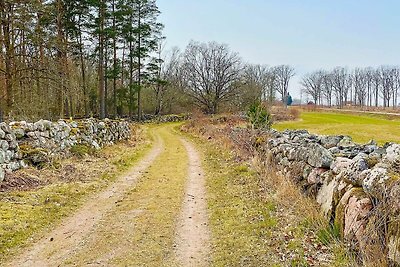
274,111,400,144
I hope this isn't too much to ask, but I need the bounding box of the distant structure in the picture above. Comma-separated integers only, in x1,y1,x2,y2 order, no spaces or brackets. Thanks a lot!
286,93,293,106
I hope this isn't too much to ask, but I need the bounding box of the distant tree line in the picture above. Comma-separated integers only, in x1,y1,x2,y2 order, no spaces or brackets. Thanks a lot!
0,0,163,121
158,41,296,114
301,67,400,108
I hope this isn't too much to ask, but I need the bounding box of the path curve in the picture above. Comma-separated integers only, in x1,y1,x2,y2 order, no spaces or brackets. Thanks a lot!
175,138,211,267
6,134,164,267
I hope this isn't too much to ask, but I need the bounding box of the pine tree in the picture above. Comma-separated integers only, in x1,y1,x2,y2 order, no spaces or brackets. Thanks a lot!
125,0,163,120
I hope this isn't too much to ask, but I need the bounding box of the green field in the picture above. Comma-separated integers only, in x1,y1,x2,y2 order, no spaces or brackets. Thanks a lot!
274,111,400,145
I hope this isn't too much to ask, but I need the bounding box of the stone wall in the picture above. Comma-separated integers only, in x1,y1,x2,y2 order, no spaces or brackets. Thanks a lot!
257,129,400,264
0,119,131,182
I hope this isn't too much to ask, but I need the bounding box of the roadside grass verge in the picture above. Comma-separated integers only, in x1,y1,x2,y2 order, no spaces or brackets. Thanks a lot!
182,121,356,266
274,111,400,144
0,125,152,264
62,123,188,266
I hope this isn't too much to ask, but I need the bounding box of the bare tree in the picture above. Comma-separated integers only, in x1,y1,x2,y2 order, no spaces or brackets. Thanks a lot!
150,46,182,115
331,67,352,108
322,72,334,107
379,66,394,107
274,65,295,107
301,71,324,105
181,41,242,114
392,68,399,108
240,64,274,107
365,67,374,107
353,68,367,107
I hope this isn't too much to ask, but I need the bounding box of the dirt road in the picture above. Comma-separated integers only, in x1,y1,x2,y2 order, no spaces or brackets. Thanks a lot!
6,124,210,267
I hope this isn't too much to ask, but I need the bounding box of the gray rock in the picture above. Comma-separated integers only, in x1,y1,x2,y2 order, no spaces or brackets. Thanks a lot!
321,135,343,149
0,167,4,182
0,150,5,164
5,133,16,142
331,157,352,174
40,131,50,138
34,120,46,131
303,164,313,179
385,144,400,163
27,131,38,139
307,143,334,168
4,150,13,163
362,164,391,198
20,160,29,168
352,153,369,171
308,168,328,184
98,121,106,130
340,155,369,186
0,128,5,139
42,120,52,130
8,140,18,150
8,162,20,171
363,144,378,154
0,140,9,151
337,136,356,148
15,151,23,160
0,122,11,133
13,128,25,139
328,146,341,155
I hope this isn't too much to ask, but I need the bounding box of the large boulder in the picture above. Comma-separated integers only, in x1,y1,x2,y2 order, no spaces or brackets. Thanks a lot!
307,143,334,168
335,188,372,245
344,191,372,242
316,175,340,219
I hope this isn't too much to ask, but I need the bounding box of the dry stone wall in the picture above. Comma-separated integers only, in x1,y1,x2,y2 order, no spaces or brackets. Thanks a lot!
0,119,131,182
257,129,400,265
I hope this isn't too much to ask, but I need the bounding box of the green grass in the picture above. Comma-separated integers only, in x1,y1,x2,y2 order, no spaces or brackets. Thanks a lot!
0,127,152,264
274,111,400,144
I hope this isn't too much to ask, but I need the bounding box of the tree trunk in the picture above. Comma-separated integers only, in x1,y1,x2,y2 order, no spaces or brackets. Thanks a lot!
105,41,108,117
129,38,134,118
137,4,142,121
1,1,13,115
112,0,117,117
56,0,68,118
98,0,105,119
78,22,88,117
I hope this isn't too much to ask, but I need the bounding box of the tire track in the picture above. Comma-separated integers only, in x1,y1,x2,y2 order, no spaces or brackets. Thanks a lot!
175,138,211,267
6,133,164,267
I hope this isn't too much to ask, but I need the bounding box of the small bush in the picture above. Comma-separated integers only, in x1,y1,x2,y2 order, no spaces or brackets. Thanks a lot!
289,108,301,119
247,103,272,130
271,106,301,122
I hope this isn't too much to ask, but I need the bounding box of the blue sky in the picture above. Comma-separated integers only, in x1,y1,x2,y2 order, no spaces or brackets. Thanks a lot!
157,0,400,98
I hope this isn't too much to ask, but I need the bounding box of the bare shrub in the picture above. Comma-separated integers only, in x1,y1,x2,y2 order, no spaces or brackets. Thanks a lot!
271,106,301,122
